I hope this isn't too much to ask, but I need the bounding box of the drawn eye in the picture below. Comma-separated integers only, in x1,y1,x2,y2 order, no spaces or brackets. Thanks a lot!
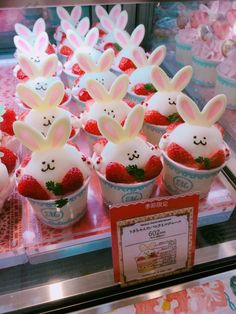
52,116,55,119
104,109,106,112
111,110,114,113
134,150,137,153
51,159,55,163
193,136,197,139
168,98,171,101
203,137,206,140
42,161,46,165
43,116,46,119
127,153,130,156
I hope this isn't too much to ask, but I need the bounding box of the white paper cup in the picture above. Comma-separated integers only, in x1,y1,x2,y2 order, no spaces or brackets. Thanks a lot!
192,54,220,87
162,152,225,198
215,69,236,110
142,122,167,145
97,172,157,205
110,65,123,76
57,52,68,64
175,35,192,66
27,178,90,229
126,91,145,105
62,69,78,88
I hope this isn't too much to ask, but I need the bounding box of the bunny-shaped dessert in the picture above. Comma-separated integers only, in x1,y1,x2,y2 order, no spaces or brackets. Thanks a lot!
15,18,46,45
144,66,193,124
16,81,80,137
14,117,92,200
113,24,145,69
129,46,167,88
160,94,230,169
55,6,82,43
81,75,131,135
99,10,128,50
95,105,162,182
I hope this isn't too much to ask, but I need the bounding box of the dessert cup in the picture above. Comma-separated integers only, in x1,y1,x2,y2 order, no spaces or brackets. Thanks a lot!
62,69,78,88
175,34,192,66
215,68,236,110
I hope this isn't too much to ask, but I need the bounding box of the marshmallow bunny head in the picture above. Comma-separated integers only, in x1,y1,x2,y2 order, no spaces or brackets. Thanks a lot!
66,27,101,61
98,106,158,168
146,66,193,117
14,117,91,187
85,74,131,123
17,54,61,97
15,18,46,45
14,32,49,62
114,25,145,65
100,10,128,44
76,49,117,89
129,46,166,86
16,81,71,136
57,6,82,26
161,94,227,159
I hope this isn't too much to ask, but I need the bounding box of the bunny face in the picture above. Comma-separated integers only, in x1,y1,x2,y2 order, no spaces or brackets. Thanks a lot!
14,117,91,189
85,75,131,122
146,66,193,117
129,46,166,86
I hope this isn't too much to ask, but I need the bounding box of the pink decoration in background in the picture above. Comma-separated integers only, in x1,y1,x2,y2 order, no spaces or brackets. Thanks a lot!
190,10,209,29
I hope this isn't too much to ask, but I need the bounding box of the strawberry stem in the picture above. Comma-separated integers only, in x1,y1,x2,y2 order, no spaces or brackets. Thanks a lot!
195,156,211,168
168,112,180,122
46,181,63,196
126,165,145,180
144,83,156,92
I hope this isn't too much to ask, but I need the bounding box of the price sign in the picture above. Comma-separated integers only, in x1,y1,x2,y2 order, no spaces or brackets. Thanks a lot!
111,194,199,286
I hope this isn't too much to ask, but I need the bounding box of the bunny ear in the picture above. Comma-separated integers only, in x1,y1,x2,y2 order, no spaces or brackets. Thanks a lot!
86,79,108,102
177,94,201,125
76,17,90,37
33,18,46,35
61,20,75,33
95,5,107,19
171,66,193,92
109,4,122,19
148,45,166,66
34,32,49,53
124,105,144,138
116,11,128,30
44,81,65,109
100,16,114,33
57,7,71,21
98,115,124,144
109,75,129,100
71,6,82,23
67,29,83,50
15,23,31,39
77,52,95,73
131,47,147,68
202,94,226,126
13,121,45,152
18,55,38,79
14,36,33,54
98,48,114,72
130,24,145,46
199,4,209,13
84,27,99,47
114,29,130,48
151,66,170,91
16,84,42,110
41,54,58,77
47,117,71,149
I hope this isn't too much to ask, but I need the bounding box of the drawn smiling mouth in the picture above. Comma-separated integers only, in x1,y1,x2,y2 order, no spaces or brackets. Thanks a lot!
41,164,55,172
128,154,140,161
194,140,207,146
168,101,176,105
43,120,52,127
36,86,47,91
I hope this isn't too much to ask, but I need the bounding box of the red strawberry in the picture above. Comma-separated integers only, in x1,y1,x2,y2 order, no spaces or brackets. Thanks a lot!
167,143,196,168
17,69,28,81
60,45,73,57
215,123,224,136
46,43,55,54
72,63,85,76
61,167,84,195
21,155,31,168
144,155,163,180
209,150,225,169
70,127,76,138
0,109,16,135
133,83,148,95
124,98,135,108
99,28,107,37
78,88,92,101
119,57,136,71
59,93,69,105
106,162,135,183
166,121,183,133
144,110,169,125
104,42,114,50
18,175,50,200
0,147,17,174
84,120,101,136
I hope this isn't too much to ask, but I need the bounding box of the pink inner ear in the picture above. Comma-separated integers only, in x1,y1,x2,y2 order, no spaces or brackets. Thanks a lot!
63,21,71,32
116,32,127,46
118,15,126,28
133,49,145,66
18,26,29,37
20,130,40,150
134,29,143,45
173,71,190,90
181,99,195,120
113,80,126,97
97,6,106,17
103,19,113,31
150,50,163,65
70,33,79,47
42,59,56,76
79,20,89,35
35,20,44,34
152,70,165,90
88,83,103,100
72,7,81,22
20,59,34,77
87,32,97,46
78,55,92,72
129,114,140,136
48,87,61,106
21,91,38,109
103,121,119,139
37,36,47,50
59,9,69,20
207,100,222,120
18,39,30,52
111,5,120,18
100,54,110,70
52,125,65,147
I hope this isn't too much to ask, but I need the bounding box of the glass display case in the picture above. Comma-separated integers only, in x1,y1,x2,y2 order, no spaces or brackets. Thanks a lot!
0,1,236,313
